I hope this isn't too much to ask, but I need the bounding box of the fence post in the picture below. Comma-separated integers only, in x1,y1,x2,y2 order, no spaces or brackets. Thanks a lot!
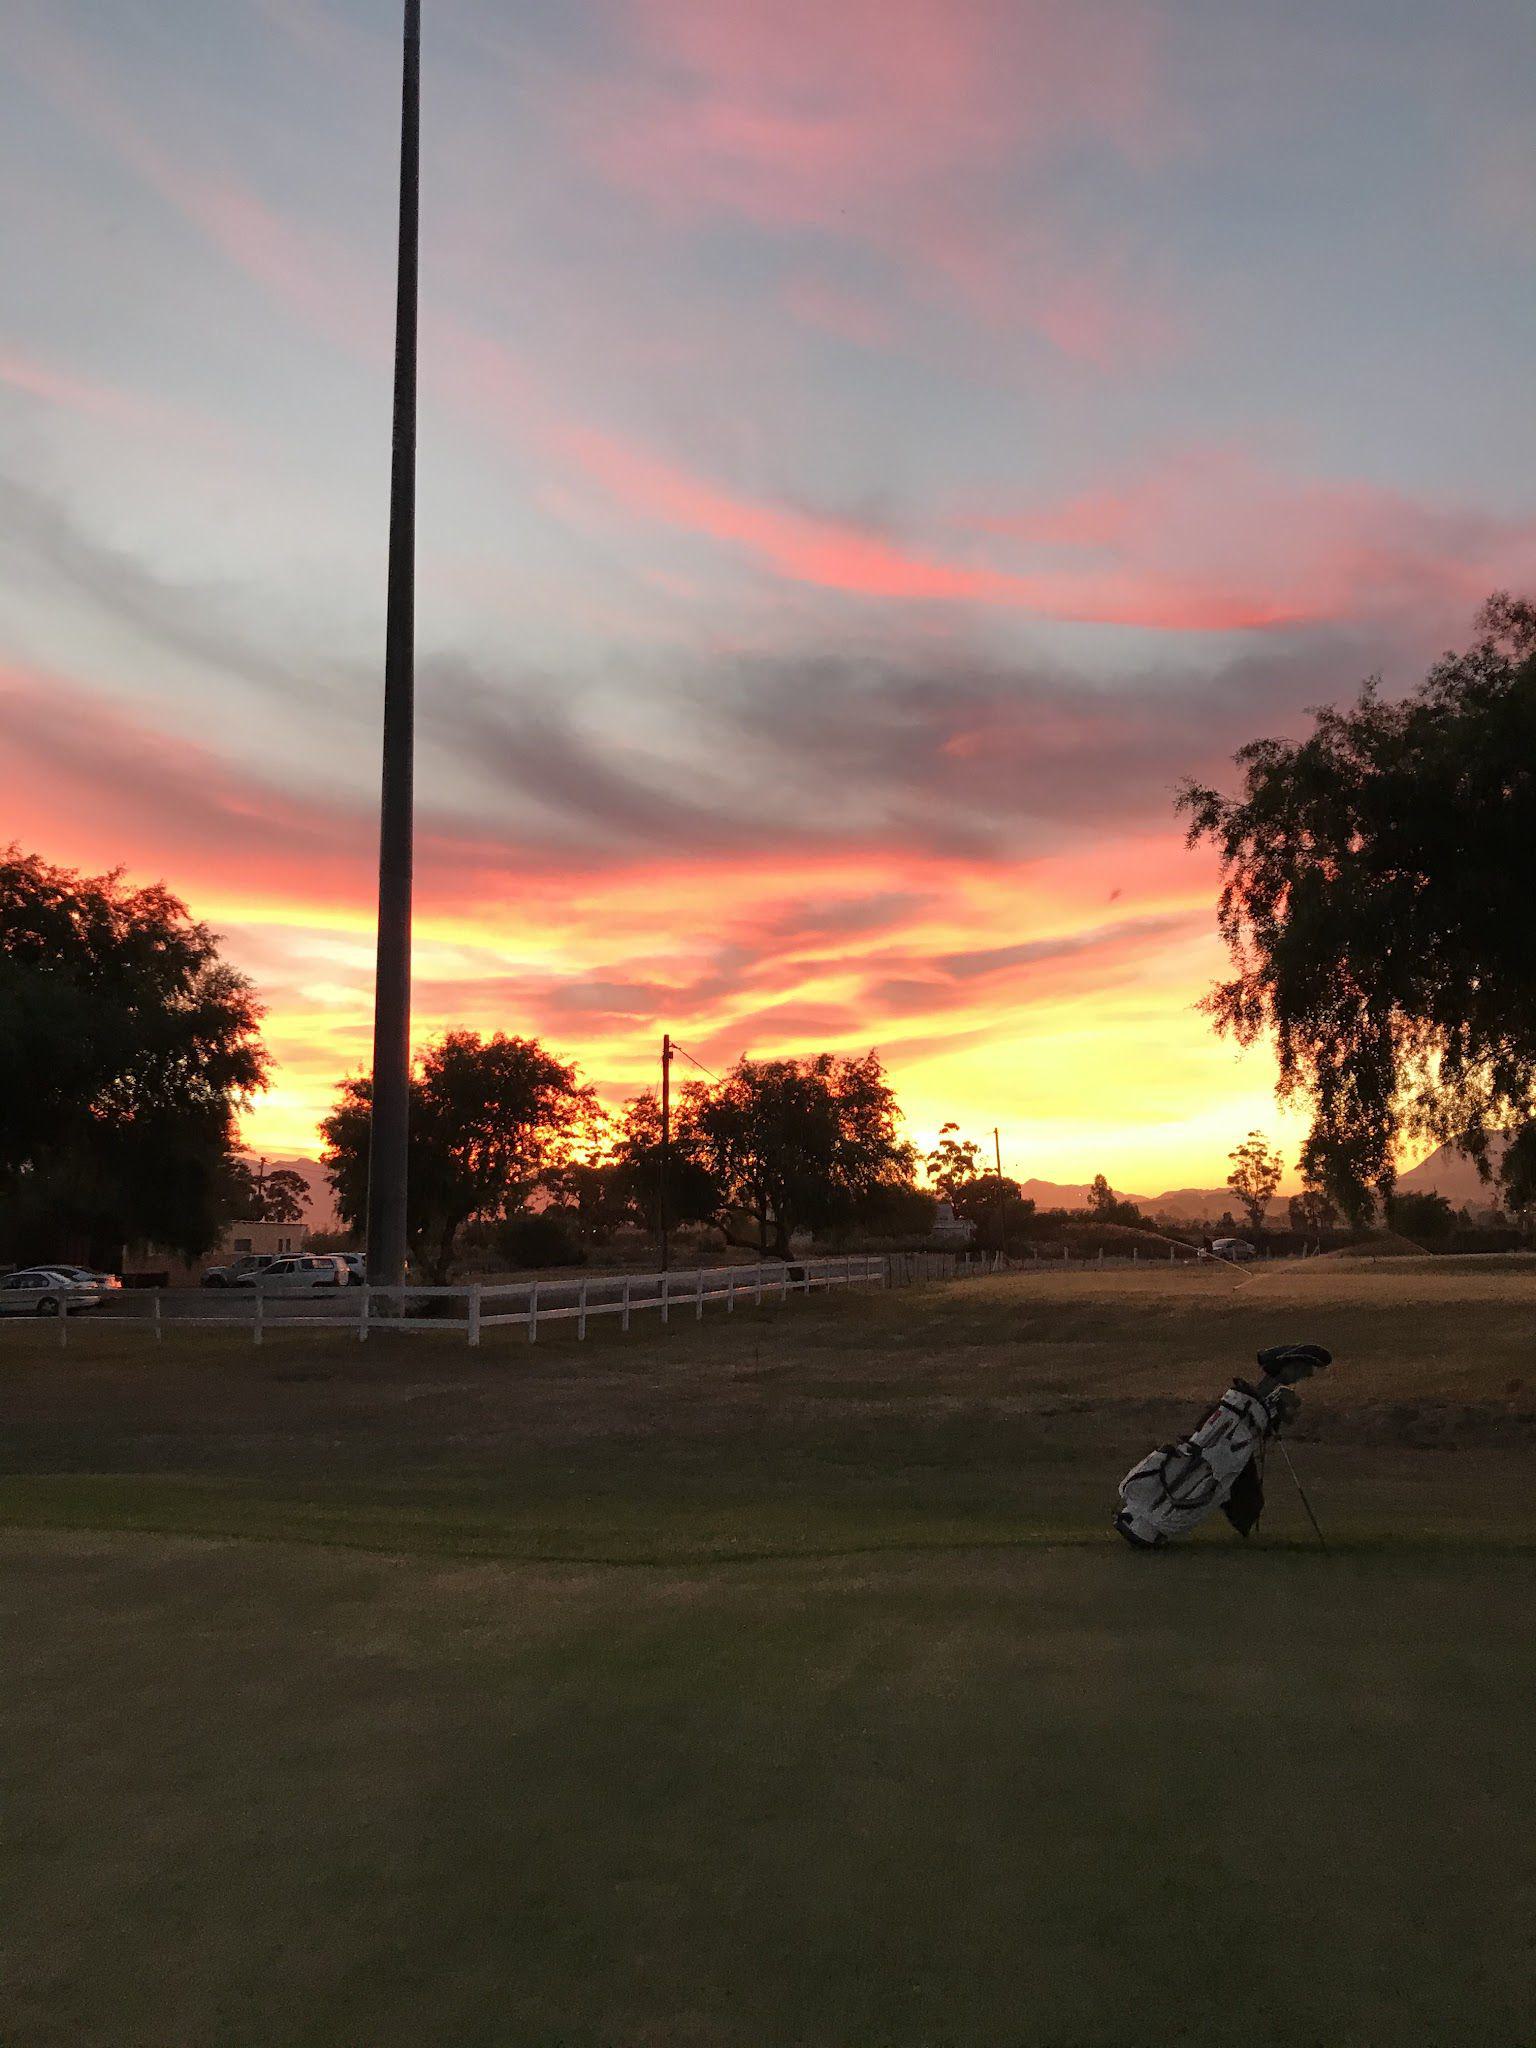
661,1274,670,1325
755,1263,764,1306
528,1281,539,1344
359,1284,371,1340
468,1284,482,1348
58,1293,69,1348
253,1287,264,1347
152,1291,162,1344
622,1276,631,1332
1133,1246,1138,1265
1098,1246,1104,1267
727,1269,736,1313
577,1279,588,1340
696,1268,705,1321
781,1264,789,1302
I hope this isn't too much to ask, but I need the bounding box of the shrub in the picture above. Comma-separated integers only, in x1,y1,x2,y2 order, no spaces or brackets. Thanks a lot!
495,1211,587,1269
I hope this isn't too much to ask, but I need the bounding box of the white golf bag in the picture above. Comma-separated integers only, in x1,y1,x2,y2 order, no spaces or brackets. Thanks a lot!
1115,1343,1330,1548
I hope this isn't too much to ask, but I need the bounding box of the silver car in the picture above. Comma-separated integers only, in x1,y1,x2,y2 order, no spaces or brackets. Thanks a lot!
255,1254,348,1293
0,1268,106,1317
46,1264,123,1293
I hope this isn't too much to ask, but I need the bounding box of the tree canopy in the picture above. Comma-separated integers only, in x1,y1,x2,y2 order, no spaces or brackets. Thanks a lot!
924,1124,982,1199
1181,595,1536,1221
321,1031,597,1282
0,848,268,1261
680,1052,914,1258
1225,1131,1282,1233
609,1089,722,1238
223,1156,311,1224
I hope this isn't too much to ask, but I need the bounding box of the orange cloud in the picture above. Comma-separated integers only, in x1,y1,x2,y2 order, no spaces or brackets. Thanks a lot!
1,662,1296,1180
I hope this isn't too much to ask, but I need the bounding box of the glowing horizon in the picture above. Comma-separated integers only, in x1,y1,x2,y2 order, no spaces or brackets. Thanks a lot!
5,0,1531,1194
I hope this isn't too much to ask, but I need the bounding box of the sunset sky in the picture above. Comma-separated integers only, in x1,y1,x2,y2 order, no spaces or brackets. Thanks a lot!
4,0,1534,1190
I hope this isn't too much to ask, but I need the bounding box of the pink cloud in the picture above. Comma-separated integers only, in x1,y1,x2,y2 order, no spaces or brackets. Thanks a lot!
14,14,380,357
781,273,893,350
573,0,1177,361
965,448,1536,628
582,0,1164,228
0,346,241,465
25,19,1527,639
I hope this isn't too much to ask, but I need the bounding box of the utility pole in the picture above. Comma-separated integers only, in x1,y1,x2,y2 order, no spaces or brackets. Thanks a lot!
993,1127,1006,1264
659,1033,674,1272
364,0,420,1291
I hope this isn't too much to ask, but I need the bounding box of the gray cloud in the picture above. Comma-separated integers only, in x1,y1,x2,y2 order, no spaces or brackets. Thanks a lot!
0,468,332,704
424,617,1422,874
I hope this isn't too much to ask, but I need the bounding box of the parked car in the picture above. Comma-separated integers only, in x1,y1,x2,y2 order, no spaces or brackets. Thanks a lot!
254,1254,348,1293
1209,1236,1257,1263
46,1264,123,1292
334,1253,367,1286
0,1268,106,1317
201,1254,276,1289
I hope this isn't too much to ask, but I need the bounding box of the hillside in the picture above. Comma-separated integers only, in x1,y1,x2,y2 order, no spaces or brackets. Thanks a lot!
1018,1176,1286,1221
1396,1135,1510,1207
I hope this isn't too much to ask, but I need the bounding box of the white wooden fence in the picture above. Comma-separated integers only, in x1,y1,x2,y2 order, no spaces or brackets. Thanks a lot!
29,1255,890,1348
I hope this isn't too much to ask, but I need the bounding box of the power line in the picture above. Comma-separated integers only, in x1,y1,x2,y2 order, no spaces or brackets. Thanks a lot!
669,1041,724,1084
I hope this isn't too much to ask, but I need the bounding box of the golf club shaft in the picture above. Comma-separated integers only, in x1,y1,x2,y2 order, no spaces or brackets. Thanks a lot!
1278,1437,1329,1553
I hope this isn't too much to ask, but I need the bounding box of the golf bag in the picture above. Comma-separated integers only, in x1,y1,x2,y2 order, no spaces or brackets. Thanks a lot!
1114,1342,1330,1548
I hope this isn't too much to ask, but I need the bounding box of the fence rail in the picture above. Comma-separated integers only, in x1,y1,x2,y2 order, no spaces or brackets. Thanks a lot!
4,1242,1294,1350
14,1254,890,1348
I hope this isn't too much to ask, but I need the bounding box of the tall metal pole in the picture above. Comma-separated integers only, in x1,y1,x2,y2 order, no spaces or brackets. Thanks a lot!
364,0,420,1290
993,1126,1006,1263
659,1033,673,1272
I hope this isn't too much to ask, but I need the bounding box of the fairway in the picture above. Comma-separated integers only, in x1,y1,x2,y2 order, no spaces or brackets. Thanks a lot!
3,1261,1534,2046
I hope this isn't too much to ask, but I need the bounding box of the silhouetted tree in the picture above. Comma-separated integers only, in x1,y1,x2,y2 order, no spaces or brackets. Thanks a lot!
951,1173,1035,1250
684,1052,913,1258
1085,1174,1142,1227
925,1123,982,1199
1385,1188,1456,1245
0,848,267,1261
321,1032,597,1282
1226,1131,1283,1234
610,1089,722,1238
1288,1185,1338,1237
223,1155,310,1224
1182,595,1536,1224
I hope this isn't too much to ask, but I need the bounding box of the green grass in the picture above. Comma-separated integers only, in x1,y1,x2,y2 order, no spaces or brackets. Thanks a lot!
2,1262,1534,2045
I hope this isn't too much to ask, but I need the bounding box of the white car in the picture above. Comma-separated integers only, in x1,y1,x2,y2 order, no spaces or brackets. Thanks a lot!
254,1254,348,1293
0,1268,106,1317
1209,1236,1257,1263
47,1264,123,1292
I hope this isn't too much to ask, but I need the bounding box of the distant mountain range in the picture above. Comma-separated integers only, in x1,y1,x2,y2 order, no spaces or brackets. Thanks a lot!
1395,1135,1510,1205
256,1136,1511,1243
1016,1177,1282,1219
1020,1135,1513,1222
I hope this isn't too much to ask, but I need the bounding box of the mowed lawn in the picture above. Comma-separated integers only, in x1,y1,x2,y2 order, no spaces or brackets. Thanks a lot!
3,1260,1534,2047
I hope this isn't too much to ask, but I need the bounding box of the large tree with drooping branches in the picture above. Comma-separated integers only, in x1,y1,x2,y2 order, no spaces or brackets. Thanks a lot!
1181,596,1536,1222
